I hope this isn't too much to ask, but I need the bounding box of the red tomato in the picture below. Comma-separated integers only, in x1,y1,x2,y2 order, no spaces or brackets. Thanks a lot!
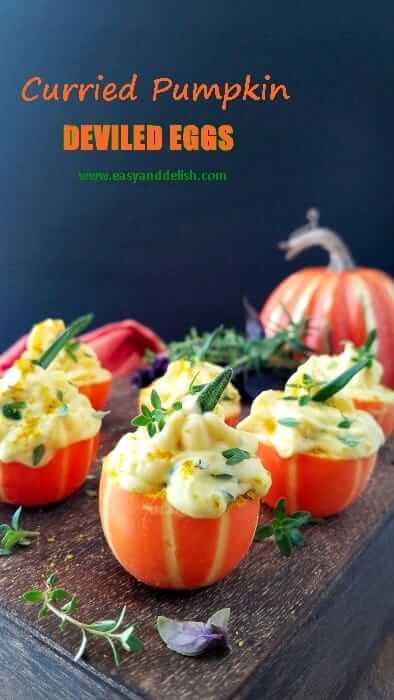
258,442,377,517
79,378,112,410
0,433,99,507
99,473,259,589
353,398,394,438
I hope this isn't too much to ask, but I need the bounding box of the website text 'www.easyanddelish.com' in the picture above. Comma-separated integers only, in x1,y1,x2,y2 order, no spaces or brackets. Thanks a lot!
78,169,227,183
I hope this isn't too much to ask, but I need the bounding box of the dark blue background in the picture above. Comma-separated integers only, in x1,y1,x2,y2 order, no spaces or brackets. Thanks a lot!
1,1,393,348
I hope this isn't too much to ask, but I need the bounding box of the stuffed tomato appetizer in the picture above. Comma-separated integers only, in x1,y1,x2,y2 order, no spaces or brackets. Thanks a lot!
287,331,394,437
238,358,385,517
139,359,241,427
23,317,112,410
0,315,104,506
100,369,271,589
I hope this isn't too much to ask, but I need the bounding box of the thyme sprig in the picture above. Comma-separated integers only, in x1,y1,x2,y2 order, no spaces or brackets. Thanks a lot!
254,499,324,556
160,315,311,373
22,574,143,665
0,507,39,556
131,390,182,436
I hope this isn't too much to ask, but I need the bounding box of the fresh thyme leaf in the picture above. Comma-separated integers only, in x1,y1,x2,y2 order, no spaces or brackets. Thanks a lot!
22,578,143,665
298,395,311,406
278,418,299,428
222,447,250,465
254,498,324,556
337,417,351,429
282,396,297,401
2,401,27,421
32,444,46,466
0,507,39,556
337,435,359,448
172,401,183,411
150,389,162,410
212,473,233,480
57,390,64,402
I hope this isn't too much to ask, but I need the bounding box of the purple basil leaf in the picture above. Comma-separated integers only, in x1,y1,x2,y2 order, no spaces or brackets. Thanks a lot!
243,298,264,340
157,608,231,657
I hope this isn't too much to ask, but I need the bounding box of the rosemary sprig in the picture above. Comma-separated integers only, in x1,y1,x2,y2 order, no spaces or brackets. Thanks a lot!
254,498,324,556
22,574,143,665
0,507,39,556
36,314,93,370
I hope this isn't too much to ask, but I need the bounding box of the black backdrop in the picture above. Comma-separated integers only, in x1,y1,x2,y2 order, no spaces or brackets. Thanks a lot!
1,1,393,347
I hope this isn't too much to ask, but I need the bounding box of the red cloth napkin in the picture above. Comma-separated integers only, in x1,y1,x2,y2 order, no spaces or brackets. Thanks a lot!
0,320,165,377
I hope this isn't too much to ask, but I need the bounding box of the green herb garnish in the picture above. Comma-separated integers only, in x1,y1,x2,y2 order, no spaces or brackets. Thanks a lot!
337,417,351,429
22,574,143,665
2,401,27,421
198,368,233,413
132,391,182,437
312,330,377,403
278,418,299,428
254,498,324,556
0,507,39,556
64,339,81,363
36,313,93,370
222,448,250,465
32,444,46,466
155,311,312,373
337,435,359,449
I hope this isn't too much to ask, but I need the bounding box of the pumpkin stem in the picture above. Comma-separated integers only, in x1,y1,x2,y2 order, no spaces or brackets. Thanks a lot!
278,209,355,271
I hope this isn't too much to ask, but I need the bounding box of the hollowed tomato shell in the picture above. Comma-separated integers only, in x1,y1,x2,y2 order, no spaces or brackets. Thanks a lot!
99,473,259,590
79,378,112,410
258,442,377,517
0,433,100,507
353,398,394,438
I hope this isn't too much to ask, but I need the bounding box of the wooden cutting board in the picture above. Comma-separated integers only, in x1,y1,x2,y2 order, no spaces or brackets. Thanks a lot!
0,377,393,700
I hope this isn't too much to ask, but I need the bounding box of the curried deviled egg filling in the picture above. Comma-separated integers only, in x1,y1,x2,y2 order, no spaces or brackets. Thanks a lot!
0,359,102,466
288,344,394,404
103,395,271,518
23,319,111,386
139,359,240,421
238,388,384,460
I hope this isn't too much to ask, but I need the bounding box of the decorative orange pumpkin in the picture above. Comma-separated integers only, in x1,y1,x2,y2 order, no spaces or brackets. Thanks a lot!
260,209,394,388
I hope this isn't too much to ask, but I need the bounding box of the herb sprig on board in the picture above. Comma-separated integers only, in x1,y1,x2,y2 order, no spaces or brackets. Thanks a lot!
0,507,39,556
254,499,324,556
22,574,143,665
153,313,312,374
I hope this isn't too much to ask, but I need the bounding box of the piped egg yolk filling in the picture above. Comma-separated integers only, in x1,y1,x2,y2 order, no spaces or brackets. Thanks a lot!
103,395,271,518
139,359,240,421
23,319,111,386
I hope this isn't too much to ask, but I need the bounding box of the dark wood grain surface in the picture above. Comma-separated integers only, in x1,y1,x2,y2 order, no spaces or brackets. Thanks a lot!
1,378,394,700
